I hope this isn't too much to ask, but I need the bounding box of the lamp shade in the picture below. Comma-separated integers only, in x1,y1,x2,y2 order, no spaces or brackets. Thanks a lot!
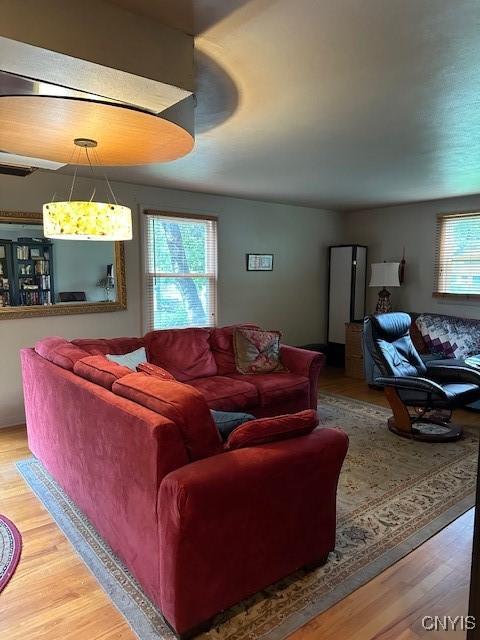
369,262,401,288
43,201,132,241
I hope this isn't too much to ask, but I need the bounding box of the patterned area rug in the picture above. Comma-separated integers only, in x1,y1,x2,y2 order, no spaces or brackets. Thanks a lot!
0,514,22,593
16,394,478,640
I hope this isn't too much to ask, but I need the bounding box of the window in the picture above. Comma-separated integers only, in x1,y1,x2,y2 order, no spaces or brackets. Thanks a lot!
434,212,480,297
143,211,217,331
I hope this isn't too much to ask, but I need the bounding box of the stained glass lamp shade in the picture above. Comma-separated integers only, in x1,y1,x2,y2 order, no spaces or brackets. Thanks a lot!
43,201,132,241
42,138,132,241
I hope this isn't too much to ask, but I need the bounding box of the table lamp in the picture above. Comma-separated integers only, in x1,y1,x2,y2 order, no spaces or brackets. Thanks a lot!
369,262,401,313
97,264,115,302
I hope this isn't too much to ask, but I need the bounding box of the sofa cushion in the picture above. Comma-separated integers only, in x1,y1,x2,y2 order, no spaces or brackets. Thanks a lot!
227,372,309,407
106,347,147,370
186,375,259,411
71,337,145,356
34,337,89,371
112,373,222,461
145,328,218,381
226,410,318,450
210,324,259,374
73,356,132,389
136,362,176,380
234,327,284,374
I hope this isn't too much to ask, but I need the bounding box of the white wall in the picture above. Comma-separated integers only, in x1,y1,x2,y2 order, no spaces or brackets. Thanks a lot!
0,170,344,426
53,239,114,302
345,194,480,318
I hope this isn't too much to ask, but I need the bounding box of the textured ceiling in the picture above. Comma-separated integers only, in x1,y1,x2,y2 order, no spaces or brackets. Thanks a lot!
65,0,480,210
107,0,251,35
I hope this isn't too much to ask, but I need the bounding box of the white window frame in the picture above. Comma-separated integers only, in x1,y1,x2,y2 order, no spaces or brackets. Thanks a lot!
434,211,480,299
142,210,218,332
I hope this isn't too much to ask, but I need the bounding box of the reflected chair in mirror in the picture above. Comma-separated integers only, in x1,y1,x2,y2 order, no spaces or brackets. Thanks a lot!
363,312,480,442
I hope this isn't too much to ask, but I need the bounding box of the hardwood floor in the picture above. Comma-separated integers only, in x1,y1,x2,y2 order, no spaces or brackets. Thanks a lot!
0,368,477,639
296,368,478,640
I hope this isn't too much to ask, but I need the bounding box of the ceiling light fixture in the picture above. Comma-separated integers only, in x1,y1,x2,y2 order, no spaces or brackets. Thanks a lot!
42,138,132,241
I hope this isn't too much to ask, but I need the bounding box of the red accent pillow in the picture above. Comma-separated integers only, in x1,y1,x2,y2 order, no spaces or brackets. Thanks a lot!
136,362,175,380
74,356,132,389
226,409,318,450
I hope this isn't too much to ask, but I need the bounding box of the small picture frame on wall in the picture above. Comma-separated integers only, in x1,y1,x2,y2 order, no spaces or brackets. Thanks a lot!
246,253,274,271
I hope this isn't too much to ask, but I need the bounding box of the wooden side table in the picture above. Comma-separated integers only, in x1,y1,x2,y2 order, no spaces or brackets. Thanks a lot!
345,322,364,379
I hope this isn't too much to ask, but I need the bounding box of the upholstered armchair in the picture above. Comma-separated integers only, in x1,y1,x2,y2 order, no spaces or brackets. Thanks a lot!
363,312,480,442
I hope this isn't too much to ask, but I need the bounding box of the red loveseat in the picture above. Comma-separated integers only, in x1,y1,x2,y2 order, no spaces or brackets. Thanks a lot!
20,328,348,637
71,325,325,416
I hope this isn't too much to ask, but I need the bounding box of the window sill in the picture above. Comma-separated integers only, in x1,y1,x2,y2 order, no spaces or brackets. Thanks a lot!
433,292,480,300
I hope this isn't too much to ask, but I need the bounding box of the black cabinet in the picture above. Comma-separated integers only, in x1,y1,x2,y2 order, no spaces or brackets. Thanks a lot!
0,239,55,307
327,245,368,365
0,239,14,307
12,240,55,306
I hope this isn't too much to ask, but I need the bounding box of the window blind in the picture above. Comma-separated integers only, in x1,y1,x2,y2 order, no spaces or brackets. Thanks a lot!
143,211,217,331
434,212,480,297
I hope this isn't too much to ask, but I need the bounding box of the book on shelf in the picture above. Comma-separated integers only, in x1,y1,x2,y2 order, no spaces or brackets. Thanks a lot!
34,260,49,275
16,245,29,260
39,275,50,289
19,289,51,306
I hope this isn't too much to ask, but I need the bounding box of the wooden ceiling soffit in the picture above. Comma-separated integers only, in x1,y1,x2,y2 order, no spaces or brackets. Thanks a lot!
0,0,194,115
0,96,195,165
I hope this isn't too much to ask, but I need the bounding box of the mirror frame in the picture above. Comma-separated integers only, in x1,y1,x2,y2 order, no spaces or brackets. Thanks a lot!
0,210,127,320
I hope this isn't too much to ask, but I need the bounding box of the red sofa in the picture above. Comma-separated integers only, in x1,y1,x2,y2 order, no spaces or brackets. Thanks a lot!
71,325,325,416
20,326,348,637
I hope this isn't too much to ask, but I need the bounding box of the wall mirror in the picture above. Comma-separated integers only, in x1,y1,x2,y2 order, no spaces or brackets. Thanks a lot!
0,211,126,319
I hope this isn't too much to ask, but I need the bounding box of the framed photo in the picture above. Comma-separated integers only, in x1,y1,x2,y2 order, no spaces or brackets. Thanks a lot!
30,248,41,259
246,253,274,271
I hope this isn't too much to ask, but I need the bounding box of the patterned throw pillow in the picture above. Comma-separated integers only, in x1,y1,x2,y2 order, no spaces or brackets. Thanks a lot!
234,327,284,374
415,314,480,359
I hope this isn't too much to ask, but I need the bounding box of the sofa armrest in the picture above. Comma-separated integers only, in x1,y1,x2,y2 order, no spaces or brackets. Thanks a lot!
280,345,325,409
20,347,189,603
426,363,480,386
158,427,348,635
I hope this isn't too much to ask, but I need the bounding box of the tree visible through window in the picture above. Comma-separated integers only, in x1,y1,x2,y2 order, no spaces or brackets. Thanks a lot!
434,212,480,296
143,212,217,330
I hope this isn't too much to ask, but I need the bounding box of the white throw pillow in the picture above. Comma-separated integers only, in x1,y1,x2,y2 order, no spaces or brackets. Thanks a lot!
106,347,147,371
